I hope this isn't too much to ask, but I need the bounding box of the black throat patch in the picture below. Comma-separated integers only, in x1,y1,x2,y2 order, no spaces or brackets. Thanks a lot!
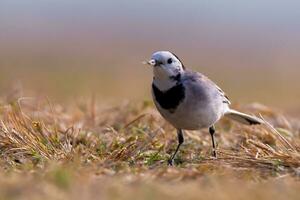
152,80,185,112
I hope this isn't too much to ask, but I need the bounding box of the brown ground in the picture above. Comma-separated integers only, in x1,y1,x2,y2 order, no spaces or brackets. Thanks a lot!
0,96,299,200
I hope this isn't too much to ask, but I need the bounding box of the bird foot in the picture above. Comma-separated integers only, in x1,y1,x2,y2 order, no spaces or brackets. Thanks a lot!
212,150,217,159
168,158,174,166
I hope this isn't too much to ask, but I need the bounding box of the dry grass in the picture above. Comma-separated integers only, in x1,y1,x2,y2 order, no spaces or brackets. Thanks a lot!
0,96,300,200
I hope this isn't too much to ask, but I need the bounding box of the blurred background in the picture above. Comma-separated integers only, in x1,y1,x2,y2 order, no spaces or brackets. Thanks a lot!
0,0,300,109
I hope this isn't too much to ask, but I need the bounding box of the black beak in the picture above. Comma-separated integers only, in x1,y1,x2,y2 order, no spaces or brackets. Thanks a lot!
144,59,162,67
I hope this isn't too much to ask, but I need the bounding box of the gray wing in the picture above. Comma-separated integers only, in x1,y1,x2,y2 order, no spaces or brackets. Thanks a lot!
182,70,231,105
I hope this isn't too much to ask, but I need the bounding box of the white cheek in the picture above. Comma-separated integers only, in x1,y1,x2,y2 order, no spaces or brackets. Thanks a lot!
153,63,181,79
153,67,170,79
171,66,180,74
169,67,178,75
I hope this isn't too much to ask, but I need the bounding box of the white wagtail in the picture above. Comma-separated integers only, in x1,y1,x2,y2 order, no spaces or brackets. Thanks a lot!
144,51,263,165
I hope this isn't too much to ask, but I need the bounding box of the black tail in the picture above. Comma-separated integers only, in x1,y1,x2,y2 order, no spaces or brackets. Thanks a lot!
225,109,263,125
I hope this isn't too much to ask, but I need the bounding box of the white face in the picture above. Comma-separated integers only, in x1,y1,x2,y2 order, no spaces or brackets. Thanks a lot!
149,51,184,80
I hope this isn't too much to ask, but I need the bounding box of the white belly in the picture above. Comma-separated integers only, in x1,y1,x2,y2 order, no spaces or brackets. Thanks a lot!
154,97,228,130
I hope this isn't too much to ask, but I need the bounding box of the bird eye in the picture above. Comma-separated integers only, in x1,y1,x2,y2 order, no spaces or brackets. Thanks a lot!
167,58,173,64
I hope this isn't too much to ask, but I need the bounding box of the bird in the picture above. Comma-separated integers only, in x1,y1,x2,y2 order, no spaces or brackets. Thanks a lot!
144,51,263,165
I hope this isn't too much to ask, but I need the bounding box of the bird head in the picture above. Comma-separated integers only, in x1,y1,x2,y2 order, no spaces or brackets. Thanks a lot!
145,51,185,80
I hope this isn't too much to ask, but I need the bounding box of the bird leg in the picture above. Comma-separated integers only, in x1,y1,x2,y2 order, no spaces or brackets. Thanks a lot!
209,125,217,158
168,129,184,166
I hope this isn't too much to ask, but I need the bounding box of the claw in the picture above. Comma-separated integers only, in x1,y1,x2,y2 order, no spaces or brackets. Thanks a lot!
212,149,217,158
168,159,174,166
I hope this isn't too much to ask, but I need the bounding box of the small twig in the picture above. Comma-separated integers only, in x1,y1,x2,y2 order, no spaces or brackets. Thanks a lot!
259,114,296,152
123,113,149,129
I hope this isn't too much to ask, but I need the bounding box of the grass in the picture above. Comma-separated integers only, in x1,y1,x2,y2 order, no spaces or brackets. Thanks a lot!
0,96,300,199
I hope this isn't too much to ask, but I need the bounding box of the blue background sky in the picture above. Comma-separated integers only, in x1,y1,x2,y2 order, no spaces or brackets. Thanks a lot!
1,1,300,68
